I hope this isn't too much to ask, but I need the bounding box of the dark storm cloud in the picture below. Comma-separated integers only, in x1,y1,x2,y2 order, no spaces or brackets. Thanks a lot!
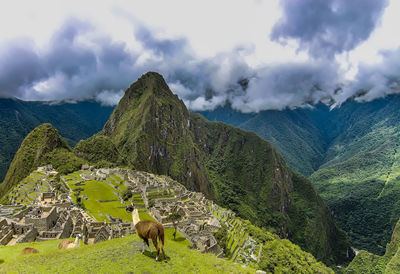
0,18,139,104
271,0,389,58
0,39,44,98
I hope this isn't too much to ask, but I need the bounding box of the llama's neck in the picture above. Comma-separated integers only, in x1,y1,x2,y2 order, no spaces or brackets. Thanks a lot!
132,208,140,226
74,236,80,247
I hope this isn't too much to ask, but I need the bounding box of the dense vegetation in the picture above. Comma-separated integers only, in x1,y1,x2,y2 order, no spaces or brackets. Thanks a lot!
346,218,400,273
93,72,352,265
0,98,113,181
201,96,400,255
0,124,70,198
74,135,126,167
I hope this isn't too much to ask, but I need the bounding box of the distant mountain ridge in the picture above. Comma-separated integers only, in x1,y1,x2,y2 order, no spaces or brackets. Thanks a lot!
200,96,400,255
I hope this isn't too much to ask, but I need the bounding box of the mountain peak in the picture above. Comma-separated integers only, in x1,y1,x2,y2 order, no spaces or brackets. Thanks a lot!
125,71,174,99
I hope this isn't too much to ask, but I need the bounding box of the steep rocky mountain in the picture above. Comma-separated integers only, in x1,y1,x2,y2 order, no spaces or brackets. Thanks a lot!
77,72,353,265
0,98,113,182
201,96,400,255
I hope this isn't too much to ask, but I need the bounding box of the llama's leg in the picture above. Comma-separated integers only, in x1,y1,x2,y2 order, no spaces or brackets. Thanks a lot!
144,238,152,253
151,236,159,261
142,240,146,254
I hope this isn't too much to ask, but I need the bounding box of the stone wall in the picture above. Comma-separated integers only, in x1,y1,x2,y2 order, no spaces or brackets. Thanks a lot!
16,227,38,243
58,215,73,239
0,229,13,245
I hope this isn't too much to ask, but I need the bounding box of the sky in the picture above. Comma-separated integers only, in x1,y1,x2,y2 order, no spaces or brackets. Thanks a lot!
0,0,399,112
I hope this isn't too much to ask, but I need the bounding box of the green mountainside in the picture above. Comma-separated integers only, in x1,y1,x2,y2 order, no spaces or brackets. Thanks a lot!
199,106,328,176
0,98,113,182
74,72,352,265
201,96,400,255
0,124,71,199
346,218,400,273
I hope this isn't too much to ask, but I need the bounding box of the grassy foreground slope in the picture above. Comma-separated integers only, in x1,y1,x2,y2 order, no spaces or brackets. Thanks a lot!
0,233,255,274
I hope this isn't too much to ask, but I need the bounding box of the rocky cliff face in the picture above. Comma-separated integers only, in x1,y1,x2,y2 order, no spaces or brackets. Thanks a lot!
97,72,352,265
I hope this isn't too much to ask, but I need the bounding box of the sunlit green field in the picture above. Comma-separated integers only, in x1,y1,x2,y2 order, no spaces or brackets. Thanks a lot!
65,174,131,222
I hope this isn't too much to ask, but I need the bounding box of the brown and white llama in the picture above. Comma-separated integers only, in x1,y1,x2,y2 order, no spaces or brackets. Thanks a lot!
58,234,82,249
20,247,39,255
126,202,167,262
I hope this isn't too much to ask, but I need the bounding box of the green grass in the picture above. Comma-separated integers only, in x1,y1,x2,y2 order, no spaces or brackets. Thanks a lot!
139,211,156,222
66,179,130,222
0,234,254,273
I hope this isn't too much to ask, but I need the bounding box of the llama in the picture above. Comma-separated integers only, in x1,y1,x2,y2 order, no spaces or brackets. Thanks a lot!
58,234,82,249
126,202,166,262
20,247,39,255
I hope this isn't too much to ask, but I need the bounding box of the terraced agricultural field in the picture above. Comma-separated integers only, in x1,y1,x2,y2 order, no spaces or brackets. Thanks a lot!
7,171,52,205
210,204,260,263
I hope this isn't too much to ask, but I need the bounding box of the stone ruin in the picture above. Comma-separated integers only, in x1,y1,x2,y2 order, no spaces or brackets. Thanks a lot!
0,191,135,247
125,170,223,256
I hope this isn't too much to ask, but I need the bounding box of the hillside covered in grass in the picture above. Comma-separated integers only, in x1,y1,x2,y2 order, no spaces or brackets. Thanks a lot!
0,234,256,273
0,124,69,199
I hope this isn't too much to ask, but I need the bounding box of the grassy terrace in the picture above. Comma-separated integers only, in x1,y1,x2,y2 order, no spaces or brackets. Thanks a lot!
64,172,131,222
210,205,250,261
105,174,128,192
0,231,254,273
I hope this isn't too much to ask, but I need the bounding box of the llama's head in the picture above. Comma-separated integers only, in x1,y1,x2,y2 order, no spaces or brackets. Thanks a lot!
126,202,135,213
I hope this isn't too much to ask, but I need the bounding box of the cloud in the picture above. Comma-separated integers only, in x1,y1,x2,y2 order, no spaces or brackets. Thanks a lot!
332,47,400,107
271,0,389,58
230,61,340,112
0,15,398,113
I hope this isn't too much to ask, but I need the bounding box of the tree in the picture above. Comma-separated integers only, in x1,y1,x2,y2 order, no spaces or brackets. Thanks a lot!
166,212,182,240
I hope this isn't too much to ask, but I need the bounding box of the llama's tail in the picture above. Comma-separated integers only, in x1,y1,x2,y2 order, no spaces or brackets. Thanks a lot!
156,223,166,261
